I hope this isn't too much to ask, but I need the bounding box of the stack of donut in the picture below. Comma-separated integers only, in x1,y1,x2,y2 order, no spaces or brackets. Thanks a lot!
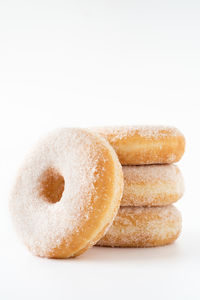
93,126,185,248
10,126,185,258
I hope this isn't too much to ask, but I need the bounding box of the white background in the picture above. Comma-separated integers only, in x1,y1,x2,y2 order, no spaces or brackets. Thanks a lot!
0,0,200,299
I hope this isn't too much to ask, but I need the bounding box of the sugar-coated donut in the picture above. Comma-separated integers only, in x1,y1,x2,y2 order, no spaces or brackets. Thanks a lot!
121,164,184,207
92,126,185,165
96,206,181,247
10,128,123,258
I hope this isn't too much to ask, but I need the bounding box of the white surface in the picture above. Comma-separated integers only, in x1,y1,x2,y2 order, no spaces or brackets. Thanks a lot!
0,0,200,299
1,232,200,300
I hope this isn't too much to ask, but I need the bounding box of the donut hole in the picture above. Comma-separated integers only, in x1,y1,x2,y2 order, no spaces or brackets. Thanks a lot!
39,168,65,204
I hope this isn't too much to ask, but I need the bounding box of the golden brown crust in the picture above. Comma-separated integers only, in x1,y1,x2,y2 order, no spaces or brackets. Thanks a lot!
92,126,185,165
121,165,184,206
96,206,182,247
52,144,124,259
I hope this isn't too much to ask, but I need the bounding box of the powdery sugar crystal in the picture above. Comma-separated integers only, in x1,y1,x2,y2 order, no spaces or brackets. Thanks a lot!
10,129,112,256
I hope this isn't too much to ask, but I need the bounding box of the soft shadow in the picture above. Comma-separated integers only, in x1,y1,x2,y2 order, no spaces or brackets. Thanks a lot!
75,243,182,263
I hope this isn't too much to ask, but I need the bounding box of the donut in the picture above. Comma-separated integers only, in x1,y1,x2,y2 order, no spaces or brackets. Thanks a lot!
96,206,181,247
121,164,184,207
10,128,123,258
91,126,185,165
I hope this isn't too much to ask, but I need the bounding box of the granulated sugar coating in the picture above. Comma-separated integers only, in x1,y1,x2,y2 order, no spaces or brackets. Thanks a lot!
96,205,182,247
121,164,184,206
10,128,123,258
94,126,181,141
91,126,185,165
